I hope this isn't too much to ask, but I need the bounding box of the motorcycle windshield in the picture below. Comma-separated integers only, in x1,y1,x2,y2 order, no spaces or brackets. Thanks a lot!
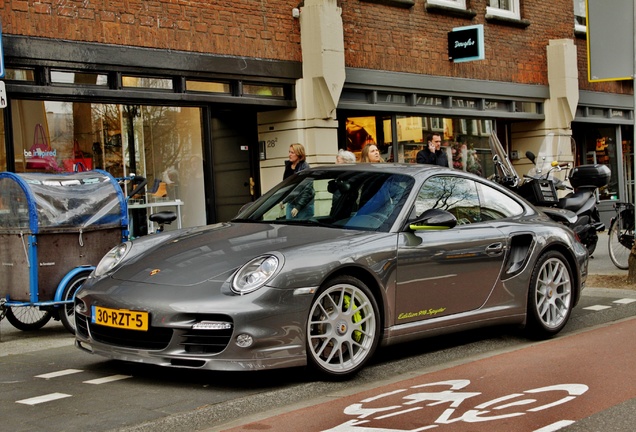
488,133,520,184
527,133,568,178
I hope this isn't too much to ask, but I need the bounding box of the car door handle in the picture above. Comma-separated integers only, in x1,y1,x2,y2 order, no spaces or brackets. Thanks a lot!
486,242,504,256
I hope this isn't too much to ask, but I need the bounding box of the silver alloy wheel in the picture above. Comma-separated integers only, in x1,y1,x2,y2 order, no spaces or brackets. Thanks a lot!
533,256,572,330
307,279,378,377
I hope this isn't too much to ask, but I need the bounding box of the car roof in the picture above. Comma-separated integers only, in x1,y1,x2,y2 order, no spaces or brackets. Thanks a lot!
301,163,449,177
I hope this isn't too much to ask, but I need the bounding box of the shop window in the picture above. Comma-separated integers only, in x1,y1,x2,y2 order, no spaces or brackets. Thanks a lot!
10,99,206,231
346,116,378,156
486,0,521,20
610,109,627,119
378,93,407,104
385,114,492,171
452,98,477,109
341,90,370,102
416,96,445,106
588,107,606,117
430,117,444,132
3,68,35,82
242,84,285,98
484,99,511,111
516,101,540,113
122,76,173,90
573,0,587,34
186,80,231,94
51,71,108,86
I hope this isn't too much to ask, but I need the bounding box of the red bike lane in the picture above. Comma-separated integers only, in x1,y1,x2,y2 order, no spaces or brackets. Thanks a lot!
221,317,636,432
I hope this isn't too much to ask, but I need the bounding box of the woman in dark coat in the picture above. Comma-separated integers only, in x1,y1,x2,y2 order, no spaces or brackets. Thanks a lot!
282,143,313,219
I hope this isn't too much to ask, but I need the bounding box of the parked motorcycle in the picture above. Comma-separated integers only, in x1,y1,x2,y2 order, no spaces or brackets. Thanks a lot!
489,133,610,255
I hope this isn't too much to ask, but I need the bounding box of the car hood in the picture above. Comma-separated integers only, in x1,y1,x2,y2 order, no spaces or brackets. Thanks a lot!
110,222,365,286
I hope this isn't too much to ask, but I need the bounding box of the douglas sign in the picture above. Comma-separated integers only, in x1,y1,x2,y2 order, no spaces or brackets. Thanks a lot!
448,24,484,63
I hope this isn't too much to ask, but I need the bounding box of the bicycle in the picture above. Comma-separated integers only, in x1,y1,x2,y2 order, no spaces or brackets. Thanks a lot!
607,201,634,270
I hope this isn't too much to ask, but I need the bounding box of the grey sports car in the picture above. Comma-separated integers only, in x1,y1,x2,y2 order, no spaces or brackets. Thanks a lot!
75,164,588,379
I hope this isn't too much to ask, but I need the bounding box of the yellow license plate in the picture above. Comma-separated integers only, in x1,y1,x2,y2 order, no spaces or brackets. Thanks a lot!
92,306,149,331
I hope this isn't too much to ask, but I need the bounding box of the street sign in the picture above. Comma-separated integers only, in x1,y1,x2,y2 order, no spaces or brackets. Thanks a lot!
586,0,633,82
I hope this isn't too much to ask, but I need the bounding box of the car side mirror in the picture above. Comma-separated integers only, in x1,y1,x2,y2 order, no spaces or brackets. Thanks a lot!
409,208,457,231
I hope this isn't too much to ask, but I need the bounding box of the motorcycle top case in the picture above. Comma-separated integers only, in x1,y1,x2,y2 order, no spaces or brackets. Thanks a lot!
569,164,610,189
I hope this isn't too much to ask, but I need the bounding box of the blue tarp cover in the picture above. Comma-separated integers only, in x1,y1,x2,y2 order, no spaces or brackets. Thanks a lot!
0,170,127,234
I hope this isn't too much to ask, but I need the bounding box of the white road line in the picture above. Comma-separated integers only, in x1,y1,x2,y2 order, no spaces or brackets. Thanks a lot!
83,374,132,385
583,305,612,311
16,393,71,405
35,369,83,379
614,298,636,304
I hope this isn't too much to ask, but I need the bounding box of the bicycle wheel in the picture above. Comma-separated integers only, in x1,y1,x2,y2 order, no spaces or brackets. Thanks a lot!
58,271,91,334
608,218,631,270
5,306,52,331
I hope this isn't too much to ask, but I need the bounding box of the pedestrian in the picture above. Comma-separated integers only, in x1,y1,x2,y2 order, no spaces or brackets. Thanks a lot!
336,149,356,164
416,133,448,167
360,143,384,163
283,143,310,180
282,143,313,219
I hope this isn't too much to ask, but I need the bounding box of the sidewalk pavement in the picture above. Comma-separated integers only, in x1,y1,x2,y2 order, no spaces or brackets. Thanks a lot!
588,233,627,276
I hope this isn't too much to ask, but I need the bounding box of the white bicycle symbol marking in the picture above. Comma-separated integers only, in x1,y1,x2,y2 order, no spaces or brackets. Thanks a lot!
322,379,589,431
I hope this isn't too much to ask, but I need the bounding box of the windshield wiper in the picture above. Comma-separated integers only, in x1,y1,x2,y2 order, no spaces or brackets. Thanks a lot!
278,219,333,228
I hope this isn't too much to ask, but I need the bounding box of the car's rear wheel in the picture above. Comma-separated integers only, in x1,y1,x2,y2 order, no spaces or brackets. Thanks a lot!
526,250,573,339
306,276,380,379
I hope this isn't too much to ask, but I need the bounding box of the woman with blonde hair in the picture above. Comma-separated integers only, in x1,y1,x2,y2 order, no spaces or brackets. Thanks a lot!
282,143,314,219
283,143,310,180
360,143,384,163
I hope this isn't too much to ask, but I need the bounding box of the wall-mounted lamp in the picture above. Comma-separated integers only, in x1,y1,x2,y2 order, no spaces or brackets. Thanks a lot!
292,8,300,18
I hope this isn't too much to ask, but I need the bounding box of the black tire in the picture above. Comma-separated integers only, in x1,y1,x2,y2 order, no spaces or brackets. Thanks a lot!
306,275,380,380
5,306,52,331
608,219,631,270
526,250,574,339
58,271,91,334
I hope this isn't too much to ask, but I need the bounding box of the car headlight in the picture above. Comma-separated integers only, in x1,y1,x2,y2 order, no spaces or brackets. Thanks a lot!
232,255,279,295
93,242,132,278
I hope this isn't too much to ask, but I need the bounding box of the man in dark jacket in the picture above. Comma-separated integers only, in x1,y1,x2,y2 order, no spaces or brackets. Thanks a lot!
416,133,448,167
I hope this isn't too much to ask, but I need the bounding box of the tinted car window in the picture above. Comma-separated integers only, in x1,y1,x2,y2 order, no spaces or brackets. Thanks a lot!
235,170,414,232
414,175,524,225
415,176,480,224
476,181,524,220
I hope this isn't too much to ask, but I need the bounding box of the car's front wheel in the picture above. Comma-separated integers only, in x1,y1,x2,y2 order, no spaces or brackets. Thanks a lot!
526,250,573,339
306,276,380,379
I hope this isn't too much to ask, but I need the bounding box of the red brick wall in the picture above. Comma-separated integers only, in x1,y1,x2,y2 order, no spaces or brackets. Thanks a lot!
340,0,608,88
0,0,302,62
0,0,630,96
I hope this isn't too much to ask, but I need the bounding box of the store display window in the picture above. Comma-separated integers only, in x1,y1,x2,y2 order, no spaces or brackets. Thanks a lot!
344,114,495,178
9,99,206,231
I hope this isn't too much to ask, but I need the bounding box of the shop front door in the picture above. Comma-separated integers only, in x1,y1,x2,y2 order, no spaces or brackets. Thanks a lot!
211,112,258,222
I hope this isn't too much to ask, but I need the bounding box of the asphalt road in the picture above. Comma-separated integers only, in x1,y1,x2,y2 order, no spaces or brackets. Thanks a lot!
1,241,634,432
220,317,636,432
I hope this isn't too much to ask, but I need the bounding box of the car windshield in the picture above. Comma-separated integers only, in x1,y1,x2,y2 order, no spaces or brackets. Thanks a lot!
234,169,414,232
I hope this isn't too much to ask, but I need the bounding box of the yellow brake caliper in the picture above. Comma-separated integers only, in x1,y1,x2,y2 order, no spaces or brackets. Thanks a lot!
344,294,362,343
